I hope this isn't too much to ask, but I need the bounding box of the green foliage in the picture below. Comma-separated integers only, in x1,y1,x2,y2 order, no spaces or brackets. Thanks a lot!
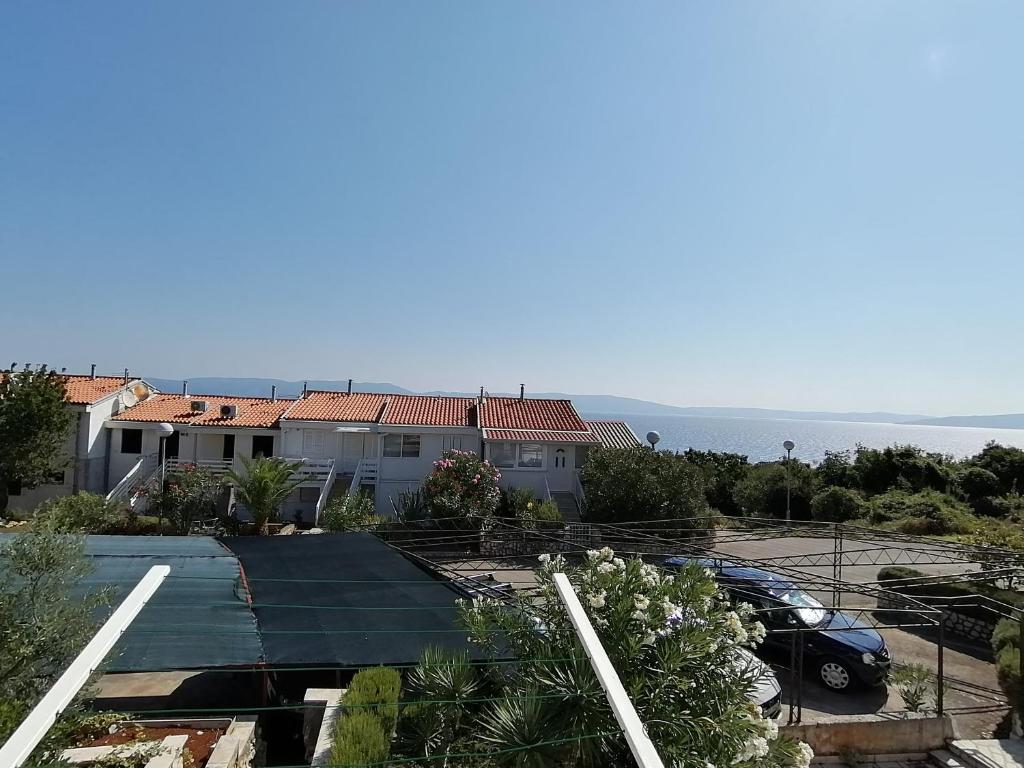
34,492,124,534
147,464,223,535
816,450,856,489
732,461,817,520
865,490,976,535
345,666,402,735
227,455,304,532
395,489,429,522
0,530,110,743
890,663,941,713
422,450,501,524
455,549,809,768
877,565,1024,621
0,366,76,511
852,444,952,496
682,449,750,515
957,466,1002,504
531,499,563,529
810,486,864,523
331,710,389,766
581,447,710,525
992,618,1020,653
995,645,1020,705
321,493,383,532
499,486,537,519
971,493,1024,520
969,442,1024,496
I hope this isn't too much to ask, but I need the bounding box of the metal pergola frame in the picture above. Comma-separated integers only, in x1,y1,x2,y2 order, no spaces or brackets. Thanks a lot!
368,514,1023,726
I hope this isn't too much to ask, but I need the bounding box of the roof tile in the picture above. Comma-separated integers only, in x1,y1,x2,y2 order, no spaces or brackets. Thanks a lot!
382,395,477,427
481,397,589,432
61,375,132,405
584,420,642,449
283,391,388,423
113,394,293,428
483,429,600,444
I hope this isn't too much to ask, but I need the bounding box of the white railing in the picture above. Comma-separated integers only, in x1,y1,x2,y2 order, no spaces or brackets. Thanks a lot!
552,573,665,768
165,457,234,475
543,477,553,502
348,458,379,495
105,456,146,503
0,566,171,768
314,461,338,525
285,457,335,483
574,471,587,511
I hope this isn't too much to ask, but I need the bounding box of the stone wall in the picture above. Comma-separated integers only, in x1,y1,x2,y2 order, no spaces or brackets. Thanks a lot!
877,593,997,645
781,713,956,757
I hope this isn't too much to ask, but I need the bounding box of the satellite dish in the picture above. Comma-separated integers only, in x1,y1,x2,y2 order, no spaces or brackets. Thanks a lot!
646,431,661,449
783,440,795,452
119,389,139,409
131,382,152,402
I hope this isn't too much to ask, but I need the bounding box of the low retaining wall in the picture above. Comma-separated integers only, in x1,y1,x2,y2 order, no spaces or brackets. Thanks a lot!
781,714,956,757
877,593,997,645
304,688,343,767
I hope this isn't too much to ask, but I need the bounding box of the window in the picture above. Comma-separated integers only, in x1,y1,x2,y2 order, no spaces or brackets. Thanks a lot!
222,434,235,461
489,442,515,468
252,435,274,458
384,434,421,458
518,443,544,468
121,429,142,454
302,430,326,457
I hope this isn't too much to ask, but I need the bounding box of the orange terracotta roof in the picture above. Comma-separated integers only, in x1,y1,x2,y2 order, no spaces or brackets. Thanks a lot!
480,396,589,432
382,395,477,427
113,394,293,428
483,429,600,444
61,375,132,405
283,391,388,423
584,420,641,449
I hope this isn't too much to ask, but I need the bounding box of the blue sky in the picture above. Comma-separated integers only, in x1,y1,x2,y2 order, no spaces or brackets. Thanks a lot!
1,2,1021,415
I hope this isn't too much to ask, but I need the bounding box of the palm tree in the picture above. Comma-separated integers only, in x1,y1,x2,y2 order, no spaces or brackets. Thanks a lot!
226,455,304,533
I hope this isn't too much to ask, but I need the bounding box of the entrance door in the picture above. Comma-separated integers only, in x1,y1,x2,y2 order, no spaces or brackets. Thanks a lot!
252,435,274,458
164,431,180,459
549,447,573,492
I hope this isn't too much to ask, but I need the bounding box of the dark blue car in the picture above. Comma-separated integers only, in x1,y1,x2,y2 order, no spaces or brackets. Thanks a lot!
664,557,891,692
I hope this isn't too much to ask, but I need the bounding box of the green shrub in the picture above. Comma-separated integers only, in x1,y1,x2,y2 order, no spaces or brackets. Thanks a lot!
331,709,389,766
993,618,1021,653
33,492,123,534
996,645,1020,704
877,566,1024,622
499,487,536,519
422,450,501,524
533,499,564,529
890,663,939,712
345,666,402,735
396,489,429,522
321,493,383,532
732,461,818,520
810,486,864,522
866,490,976,535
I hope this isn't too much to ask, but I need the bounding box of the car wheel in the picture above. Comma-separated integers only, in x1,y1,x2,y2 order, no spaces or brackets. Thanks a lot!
818,657,854,692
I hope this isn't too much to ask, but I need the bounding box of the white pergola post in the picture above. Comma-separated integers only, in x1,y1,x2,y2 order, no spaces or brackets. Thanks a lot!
552,572,665,768
0,565,171,768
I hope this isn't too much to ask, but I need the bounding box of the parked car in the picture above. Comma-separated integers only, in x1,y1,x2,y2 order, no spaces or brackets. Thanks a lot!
736,647,783,718
664,557,891,693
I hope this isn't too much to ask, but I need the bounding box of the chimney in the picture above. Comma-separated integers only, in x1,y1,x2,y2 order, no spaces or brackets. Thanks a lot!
302,381,308,398
61,367,67,373
90,363,96,379
271,385,278,401
520,384,525,401
182,380,189,397
123,368,129,385
347,378,353,394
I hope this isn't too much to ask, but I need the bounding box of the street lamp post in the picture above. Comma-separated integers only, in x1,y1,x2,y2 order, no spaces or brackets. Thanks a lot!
783,440,795,523
646,431,661,451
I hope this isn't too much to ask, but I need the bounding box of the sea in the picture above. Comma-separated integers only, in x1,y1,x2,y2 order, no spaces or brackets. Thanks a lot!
585,412,1024,464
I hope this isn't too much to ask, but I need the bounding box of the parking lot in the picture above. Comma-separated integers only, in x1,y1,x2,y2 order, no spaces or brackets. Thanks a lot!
431,531,1012,738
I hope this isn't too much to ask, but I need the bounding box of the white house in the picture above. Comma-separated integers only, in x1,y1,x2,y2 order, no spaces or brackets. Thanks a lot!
5,370,155,513
18,372,640,525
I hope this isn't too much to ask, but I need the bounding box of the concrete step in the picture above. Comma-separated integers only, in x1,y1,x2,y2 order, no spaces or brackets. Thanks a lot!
948,740,1024,768
930,749,968,768
551,492,581,524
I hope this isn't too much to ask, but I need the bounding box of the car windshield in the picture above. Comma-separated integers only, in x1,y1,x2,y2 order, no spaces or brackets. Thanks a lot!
778,589,826,626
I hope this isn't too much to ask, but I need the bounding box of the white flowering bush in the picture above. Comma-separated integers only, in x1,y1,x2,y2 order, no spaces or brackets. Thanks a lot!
456,548,812,768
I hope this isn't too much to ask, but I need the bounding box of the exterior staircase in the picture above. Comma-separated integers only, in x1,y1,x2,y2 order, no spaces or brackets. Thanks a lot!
932,740,1024,768
551,491,581,524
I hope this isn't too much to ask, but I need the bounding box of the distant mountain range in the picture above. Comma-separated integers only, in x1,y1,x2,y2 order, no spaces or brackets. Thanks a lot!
145,376,1024,430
